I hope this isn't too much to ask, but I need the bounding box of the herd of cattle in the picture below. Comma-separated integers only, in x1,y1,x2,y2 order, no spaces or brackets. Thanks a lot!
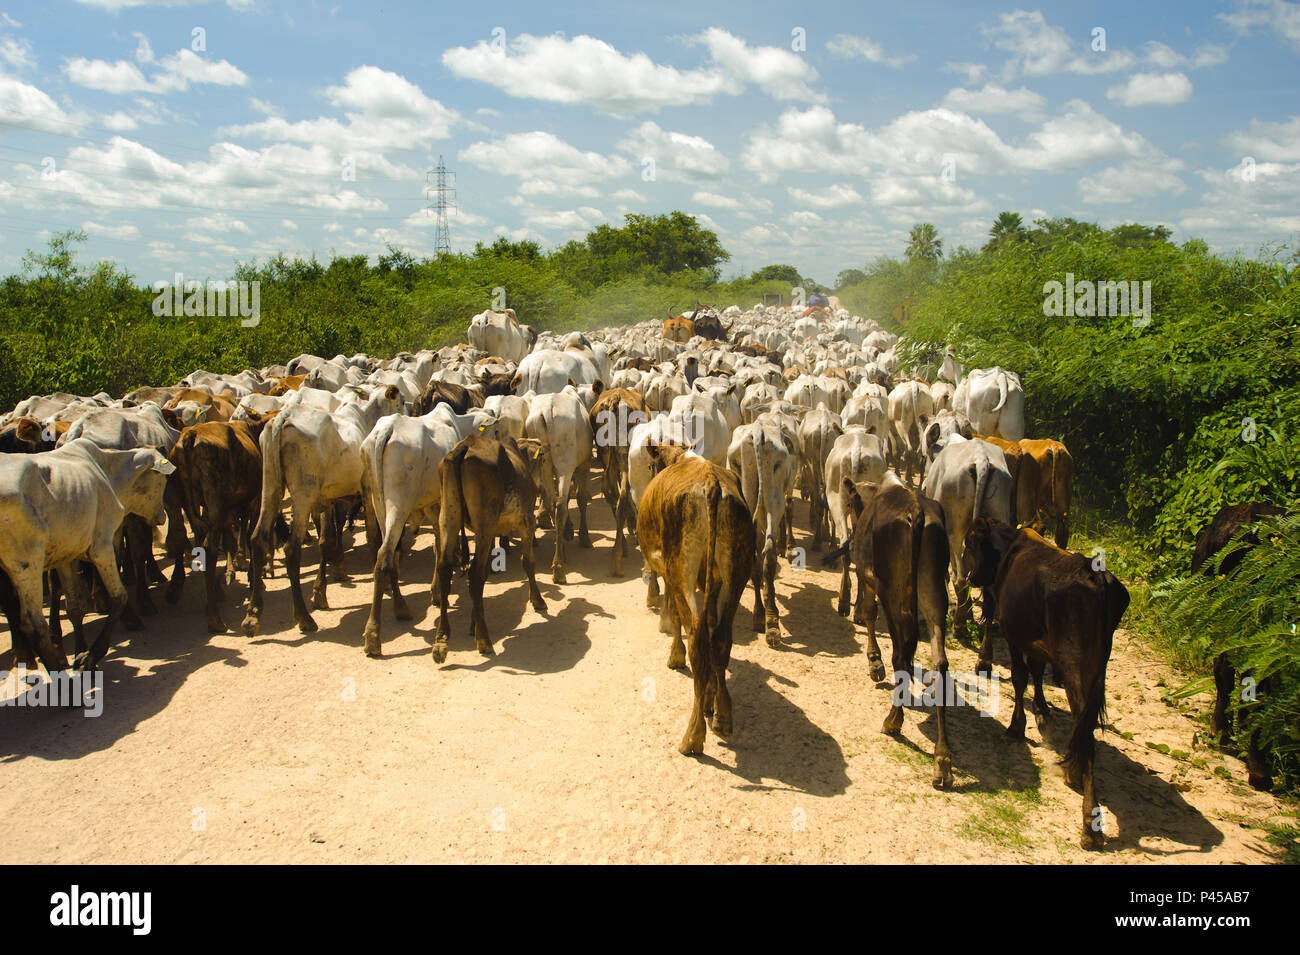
0,302,1278,851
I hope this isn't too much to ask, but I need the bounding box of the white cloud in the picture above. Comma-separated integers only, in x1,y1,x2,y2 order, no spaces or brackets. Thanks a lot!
940,83,1046,120
102,111,138,131
1142,40,1228,69
0,74,80,134
1219,0,1300,54
1,35,34,71
1077,158,1188,203
81,220,140,240
64,47,248,95
986,10,1137,78
826,33,914,68
743,100,1159,182
617,121,729,181
1106,72,1193,107
184,213,252,234
132,32,154,65
442,28,822,116
460,131,629,192
1226,116,1300,160
692,27,825,102
787,184,863,209
226,66,459,156
691,190,743,210
1180,157,1300,240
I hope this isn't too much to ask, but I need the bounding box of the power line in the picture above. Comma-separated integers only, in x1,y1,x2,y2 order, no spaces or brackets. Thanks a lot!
426,155,456,255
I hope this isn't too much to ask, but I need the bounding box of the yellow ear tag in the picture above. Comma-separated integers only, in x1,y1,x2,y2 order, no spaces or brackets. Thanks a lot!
478,424,486,431
532,447,540,459
1016,524,1023,530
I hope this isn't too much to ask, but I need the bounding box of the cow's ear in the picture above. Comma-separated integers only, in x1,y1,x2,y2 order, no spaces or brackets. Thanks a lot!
843,478,863,517
161,408,183,430
14,417,41,445
592,379,604,397
385,385,401,402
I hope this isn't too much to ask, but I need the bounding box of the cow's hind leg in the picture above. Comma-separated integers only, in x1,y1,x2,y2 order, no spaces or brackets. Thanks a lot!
285,521,318,634
75,546,129,671
520,520,547,617
1006,648,1029,739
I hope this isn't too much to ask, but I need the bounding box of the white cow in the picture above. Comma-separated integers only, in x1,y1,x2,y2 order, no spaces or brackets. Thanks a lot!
953,367,1025,440
0,439,175,670
467,309,538,363
358,405,498,656
921,435,1012,644
244,385,405,636
525,388,594,584
888,379,935,484
727,418,798,648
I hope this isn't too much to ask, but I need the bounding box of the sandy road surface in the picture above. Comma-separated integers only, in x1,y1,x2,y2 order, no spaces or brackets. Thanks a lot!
0,500,1286,864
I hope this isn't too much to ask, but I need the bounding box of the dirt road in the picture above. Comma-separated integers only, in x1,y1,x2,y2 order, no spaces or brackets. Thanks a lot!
0,502,1285,863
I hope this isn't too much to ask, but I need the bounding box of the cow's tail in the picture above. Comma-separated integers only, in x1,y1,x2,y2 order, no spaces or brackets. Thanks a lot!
993,371,1008,412
702,473,722,645
754,428,775,548
363,417,395,533
972,451,989,524
1065,569,1111,778
252,410,288,547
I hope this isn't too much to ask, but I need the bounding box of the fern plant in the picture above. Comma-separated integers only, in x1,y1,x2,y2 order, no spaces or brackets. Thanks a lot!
1156,512,1300,791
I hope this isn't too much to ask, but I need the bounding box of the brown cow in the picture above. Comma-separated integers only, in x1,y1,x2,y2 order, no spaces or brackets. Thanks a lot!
825,471,954,788
965,519,1129,849
664,313,696,343
267,374,308,395
636,448,753,755
1018,438,1073,547
432,434,549,662
589,387,650,577
165,389,239,422
414,379,483,416
1191,501,1287,790
166,415,274,632
0,416,57,454
976,434,1039,527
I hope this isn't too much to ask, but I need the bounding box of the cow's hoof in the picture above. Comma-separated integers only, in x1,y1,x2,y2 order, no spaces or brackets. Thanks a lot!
393,601,413,622
836,601,848,617
312,592,330,611
1081,830,1104,851
678,736,704,756
710,715,732,738
975,658,993,678
881,710,903,735
552,570,566,586
531,596,548,615
432,643,448,664
241,615,259,637
363,633,382,658
206,617,226,634
298,616,318,634
476,638,496,657
870,661,886,683
765,628,781,649
932,758,953,790
1005,723,1025,741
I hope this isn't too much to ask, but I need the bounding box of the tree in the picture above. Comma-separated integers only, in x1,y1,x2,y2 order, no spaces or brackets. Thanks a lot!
835,268,868,289
984,211,1025,251
22,229,88,283
905,223,943,262
1109,223,1174,248
750,264,802,284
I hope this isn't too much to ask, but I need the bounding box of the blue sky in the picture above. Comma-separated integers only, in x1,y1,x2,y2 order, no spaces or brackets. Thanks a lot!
1,0,1298,286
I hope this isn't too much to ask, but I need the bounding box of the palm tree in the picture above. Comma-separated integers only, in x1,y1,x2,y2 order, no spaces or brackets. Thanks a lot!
905,223,943,262
986,211,1025,250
